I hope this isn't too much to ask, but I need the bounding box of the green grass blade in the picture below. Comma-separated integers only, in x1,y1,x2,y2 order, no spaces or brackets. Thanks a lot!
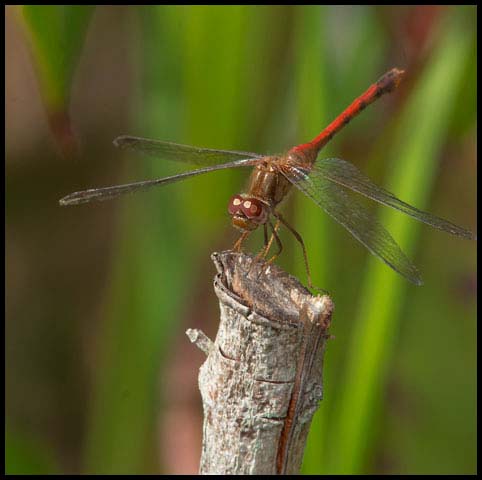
82,9,190,473
19,5,94,110
326,11,474,474
291,7,330,473
82,6,278,474
295,6,387,474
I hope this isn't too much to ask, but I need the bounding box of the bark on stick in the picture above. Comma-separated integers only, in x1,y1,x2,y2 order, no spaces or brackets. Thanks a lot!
186,250,334,475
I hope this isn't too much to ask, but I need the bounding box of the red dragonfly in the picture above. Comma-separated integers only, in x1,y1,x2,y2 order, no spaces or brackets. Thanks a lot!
60,68,475,286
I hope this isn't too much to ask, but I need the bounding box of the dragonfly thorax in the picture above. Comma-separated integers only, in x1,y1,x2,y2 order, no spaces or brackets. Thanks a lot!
228,194,269,231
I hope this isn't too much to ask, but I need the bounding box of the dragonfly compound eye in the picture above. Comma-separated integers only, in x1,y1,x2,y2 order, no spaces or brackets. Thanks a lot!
240,198,267,224
228,195,244,215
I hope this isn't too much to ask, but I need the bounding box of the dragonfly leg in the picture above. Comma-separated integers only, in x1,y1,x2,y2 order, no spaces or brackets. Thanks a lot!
272,211,328,295
257,222,273,258
266,219,283,264
256,219,281,261
263,223,269,248
249,220,284,287
233,231,250,252
254,224,271,263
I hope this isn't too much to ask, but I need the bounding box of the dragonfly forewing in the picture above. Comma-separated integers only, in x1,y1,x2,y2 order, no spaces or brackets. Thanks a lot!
114,135,262,166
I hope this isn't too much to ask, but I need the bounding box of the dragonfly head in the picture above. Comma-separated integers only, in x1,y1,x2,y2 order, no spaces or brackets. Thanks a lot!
228,194,269,231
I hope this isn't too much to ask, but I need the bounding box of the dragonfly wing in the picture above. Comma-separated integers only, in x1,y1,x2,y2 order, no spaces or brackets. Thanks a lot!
114,135,263,166
311,157,476,240
281,165,423,285
59,157,257,206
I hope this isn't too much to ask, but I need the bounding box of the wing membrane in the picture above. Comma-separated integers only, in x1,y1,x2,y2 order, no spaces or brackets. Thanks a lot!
114,135,262,166
281,165,423,285
59,158,257,206
311,158,475,239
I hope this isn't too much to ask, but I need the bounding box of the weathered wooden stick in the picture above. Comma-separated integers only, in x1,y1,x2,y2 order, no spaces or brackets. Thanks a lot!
186,250,334,475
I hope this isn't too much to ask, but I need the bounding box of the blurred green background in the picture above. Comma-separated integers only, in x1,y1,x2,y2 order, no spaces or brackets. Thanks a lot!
5,5,476,475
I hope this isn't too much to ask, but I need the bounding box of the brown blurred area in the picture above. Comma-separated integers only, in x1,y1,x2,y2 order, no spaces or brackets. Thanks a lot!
6,6,129,471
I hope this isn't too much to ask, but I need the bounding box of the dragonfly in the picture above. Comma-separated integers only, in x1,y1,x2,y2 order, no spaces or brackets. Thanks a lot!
59,68,476,287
